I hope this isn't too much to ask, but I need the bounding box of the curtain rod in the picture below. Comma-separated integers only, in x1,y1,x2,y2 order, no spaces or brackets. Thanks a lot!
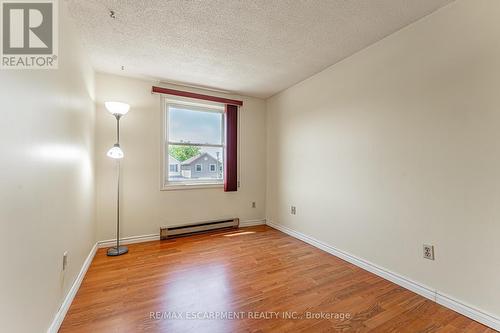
152,86,243,106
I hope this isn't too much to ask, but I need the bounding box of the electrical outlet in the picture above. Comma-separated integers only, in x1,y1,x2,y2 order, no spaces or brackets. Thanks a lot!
62,251,68,271
252,202,256,208
423,245,434,260
291,206,296,215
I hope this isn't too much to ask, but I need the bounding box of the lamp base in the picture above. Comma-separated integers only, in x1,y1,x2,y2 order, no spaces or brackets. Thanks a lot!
107,245,128,256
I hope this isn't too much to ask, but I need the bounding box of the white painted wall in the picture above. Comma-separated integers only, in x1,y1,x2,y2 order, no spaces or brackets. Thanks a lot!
95,73,266,241
0,3,96,333
266,0,500,319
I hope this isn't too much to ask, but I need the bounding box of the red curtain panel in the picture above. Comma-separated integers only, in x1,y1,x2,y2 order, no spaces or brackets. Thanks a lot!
224,104,238,192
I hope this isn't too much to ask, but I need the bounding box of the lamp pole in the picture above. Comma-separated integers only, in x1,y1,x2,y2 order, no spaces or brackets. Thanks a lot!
113,152,124,255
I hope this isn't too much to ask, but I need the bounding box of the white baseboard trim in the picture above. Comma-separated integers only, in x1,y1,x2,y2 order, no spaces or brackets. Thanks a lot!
436,292,500,331
47,242,98,333
97,233,160,248
266,220,499,331
240,219,266,227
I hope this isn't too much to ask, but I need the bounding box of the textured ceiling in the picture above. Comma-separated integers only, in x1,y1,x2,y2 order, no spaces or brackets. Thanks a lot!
67,0,454,98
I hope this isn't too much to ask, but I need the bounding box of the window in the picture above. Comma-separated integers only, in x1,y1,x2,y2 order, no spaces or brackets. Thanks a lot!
163,98,224,188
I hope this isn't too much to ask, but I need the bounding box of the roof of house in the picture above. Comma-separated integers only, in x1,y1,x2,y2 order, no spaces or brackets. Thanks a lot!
168,154,181,163
181,152,218,165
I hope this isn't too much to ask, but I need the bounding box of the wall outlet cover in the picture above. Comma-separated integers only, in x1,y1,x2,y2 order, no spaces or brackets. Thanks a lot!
423,244,435,260
62,251,68,270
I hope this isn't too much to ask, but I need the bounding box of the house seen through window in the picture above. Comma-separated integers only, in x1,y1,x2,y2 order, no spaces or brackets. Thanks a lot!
164,100,224,186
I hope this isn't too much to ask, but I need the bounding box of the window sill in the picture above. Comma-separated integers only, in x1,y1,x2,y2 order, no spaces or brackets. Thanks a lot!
161,183,224,191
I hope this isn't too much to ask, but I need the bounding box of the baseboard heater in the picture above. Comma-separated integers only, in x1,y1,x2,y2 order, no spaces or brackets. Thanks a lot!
160,218,239,240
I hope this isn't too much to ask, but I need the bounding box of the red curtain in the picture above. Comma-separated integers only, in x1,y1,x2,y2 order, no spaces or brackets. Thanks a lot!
224,104,238,192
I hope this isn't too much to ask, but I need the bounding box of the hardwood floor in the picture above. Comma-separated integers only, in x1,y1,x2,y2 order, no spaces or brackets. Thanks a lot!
60,226,495,332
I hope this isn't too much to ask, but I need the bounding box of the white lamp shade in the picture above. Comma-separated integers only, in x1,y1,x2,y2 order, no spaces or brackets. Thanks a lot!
105,101,130,116
107,144,124,159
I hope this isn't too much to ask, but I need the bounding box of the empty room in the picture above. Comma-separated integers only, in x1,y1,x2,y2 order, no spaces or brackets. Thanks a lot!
1,0,499,332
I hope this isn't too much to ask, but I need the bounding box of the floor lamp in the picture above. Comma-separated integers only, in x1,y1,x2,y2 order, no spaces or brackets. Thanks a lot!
105,101,130,256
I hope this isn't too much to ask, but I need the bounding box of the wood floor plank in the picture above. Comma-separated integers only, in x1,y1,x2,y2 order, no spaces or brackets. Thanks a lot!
59,226,496,332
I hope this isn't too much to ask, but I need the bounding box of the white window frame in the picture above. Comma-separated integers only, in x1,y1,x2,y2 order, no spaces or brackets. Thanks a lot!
161,96,225,190
209,164,216,172
169,164,178,172
195,164,202,172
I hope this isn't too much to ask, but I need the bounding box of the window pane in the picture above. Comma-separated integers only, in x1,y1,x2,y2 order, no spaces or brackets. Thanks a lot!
168,105,222,145
167,145,223,182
